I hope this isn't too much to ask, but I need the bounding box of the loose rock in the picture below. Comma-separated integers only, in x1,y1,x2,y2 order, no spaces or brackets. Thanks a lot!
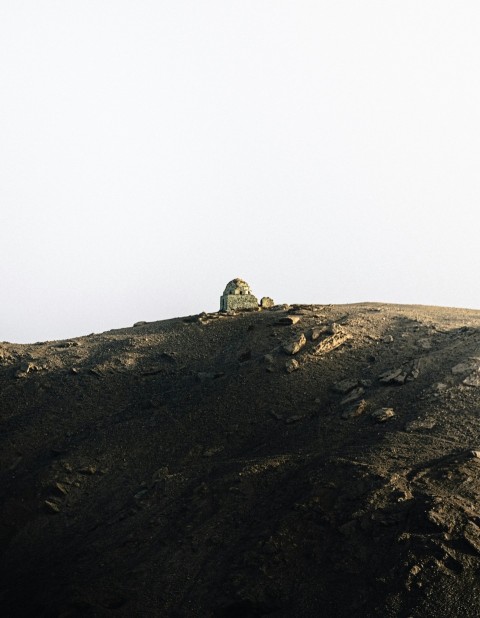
340,387,365,406
311,326,328,341
285,359,300,373
371,407,395,423
260,297,275,309
45,500,61,513
283,333,307,355
379,361,420,385
312,332,351,355
341,399,368,420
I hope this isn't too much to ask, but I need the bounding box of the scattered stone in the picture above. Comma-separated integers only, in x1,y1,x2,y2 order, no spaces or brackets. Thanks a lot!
409,363,421,381
260,297,275,309
283,333,307,355
379,368,405,384
264,354,275,364
45,500,61,513
383,335,394,343
277,315,300,326
79,465,97,475
312,332,351,355
341,399,368,420
15,361,41,379
285,359,300,373
371,407,395,423
54,482,69,496
405,418,436,432
333,378,361,394
340,387,365,406
379,361,420,385
270,411,283,420
311,326,328,341
469,450,480,459
133,321,148,327
70,367,79,375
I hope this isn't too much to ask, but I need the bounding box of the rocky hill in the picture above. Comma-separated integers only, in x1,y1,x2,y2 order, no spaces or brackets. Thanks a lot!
2,302,480,617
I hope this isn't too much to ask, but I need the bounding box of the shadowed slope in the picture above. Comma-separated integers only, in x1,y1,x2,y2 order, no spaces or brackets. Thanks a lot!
2,303,480,616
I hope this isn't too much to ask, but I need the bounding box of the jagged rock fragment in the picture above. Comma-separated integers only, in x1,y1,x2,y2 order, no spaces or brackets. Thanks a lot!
45,500,61,513
285,359,300,373
312,332,351,355
14,361,41,379
379,361,420,385
340,387,365,406
379,368,405,384
371,407,395,423
54,482,69,496
283,333,306,355
405,418,436,432
341,399,368,419
310,326,328,341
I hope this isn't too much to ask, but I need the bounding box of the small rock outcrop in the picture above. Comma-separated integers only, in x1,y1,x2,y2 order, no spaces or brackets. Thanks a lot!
260,297,275,309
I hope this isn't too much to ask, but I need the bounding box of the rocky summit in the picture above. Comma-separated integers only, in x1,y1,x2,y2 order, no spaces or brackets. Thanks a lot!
2,302,480,617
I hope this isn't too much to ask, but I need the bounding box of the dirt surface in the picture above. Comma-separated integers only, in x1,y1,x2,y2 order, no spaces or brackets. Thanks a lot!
2,302,480,617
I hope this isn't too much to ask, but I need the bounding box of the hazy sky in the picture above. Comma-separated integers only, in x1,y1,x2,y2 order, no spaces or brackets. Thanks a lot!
1,2,480,343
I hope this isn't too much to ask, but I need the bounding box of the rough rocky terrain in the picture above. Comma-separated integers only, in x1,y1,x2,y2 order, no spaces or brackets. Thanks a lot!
2,302,480,616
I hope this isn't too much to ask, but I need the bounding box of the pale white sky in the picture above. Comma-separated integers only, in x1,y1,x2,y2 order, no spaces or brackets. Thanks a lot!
1,1,480,343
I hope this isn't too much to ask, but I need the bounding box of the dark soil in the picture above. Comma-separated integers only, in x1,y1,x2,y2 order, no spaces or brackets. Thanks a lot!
2,302,480,617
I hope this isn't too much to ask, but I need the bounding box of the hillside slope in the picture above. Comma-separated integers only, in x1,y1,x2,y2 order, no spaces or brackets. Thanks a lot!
2,302,480,617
